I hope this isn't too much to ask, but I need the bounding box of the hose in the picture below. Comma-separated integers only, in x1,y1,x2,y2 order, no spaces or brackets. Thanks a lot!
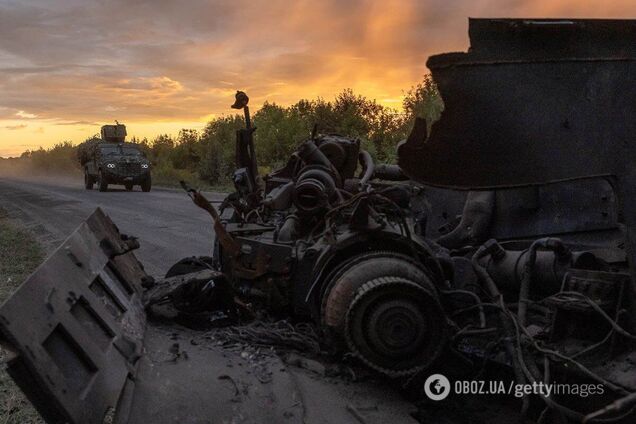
358,150,375,187
472,240,530,415
518,238,568,328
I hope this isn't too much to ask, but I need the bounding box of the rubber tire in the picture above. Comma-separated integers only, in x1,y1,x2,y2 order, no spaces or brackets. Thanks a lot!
165,256,215,278
125,182,133,191
141,175,152,192
98,170,108,192
84,170,93,190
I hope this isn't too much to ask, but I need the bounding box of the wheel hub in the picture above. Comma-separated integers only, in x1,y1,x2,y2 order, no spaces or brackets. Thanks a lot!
368,300,426,356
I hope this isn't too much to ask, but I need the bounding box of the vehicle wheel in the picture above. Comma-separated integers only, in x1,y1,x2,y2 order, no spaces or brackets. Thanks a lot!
98,170,108,192
141,175,152,192
84,170,93,190
125,182,133,191
165,256,215,278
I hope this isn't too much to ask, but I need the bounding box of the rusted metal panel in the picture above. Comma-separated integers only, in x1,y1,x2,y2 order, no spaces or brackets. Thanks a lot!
0,208,147,424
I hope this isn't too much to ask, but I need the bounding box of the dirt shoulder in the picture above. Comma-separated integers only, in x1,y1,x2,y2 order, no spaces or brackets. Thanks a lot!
0,210,44,424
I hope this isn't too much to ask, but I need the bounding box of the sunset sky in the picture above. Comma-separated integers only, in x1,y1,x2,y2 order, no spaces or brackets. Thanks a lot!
1,0,635,157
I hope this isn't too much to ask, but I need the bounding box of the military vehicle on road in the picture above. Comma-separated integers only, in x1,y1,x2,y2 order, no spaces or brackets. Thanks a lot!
78,123,152,192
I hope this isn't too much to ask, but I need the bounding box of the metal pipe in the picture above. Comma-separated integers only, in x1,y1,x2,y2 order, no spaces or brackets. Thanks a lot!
358,150,375,187
472,240,529,414
518,238,568,328
373,164,408,181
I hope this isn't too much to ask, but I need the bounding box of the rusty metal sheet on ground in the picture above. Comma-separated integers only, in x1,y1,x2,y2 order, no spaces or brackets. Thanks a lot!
0,208,147,424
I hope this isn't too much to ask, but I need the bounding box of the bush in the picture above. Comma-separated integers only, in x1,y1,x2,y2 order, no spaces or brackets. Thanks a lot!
7,76,443,189
197,115,244,185
21,141,79,174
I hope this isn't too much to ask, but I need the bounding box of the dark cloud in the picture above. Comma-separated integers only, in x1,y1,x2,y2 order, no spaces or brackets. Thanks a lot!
1,0,636,152
54,120,99,125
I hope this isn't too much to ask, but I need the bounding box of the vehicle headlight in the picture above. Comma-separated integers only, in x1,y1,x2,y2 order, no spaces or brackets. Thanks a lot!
106,163,116,169
141,163,149,169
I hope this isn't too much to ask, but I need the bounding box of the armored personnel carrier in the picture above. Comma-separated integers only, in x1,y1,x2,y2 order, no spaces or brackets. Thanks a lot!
2,19,636,424
78,123,152,192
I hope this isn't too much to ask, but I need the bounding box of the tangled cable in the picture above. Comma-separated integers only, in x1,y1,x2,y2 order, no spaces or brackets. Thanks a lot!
205,320,321,354
465,242,636,423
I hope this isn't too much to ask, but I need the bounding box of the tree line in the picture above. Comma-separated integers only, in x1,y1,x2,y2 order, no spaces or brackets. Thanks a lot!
5,76,443,188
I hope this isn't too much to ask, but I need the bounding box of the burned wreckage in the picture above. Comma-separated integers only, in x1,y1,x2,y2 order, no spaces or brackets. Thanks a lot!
2,18,636,424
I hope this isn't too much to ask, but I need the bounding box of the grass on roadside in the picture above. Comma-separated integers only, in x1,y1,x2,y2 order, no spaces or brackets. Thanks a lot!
0,211,45,424
151,165,233,192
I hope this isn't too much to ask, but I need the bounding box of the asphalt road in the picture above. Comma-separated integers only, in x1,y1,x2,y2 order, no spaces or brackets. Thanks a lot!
0,175,224,277
0,174,424,424
0,175,520,423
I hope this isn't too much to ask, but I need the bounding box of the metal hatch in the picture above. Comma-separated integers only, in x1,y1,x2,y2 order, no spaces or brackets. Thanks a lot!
0,208,147,424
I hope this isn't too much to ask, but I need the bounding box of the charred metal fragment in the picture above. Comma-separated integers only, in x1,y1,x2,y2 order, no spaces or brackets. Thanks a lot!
437,191,494,249
399,19,636,189
373,164,408,181
0,208,147,424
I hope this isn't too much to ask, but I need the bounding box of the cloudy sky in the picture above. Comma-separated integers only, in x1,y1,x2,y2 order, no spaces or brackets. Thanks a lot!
1,0,635,157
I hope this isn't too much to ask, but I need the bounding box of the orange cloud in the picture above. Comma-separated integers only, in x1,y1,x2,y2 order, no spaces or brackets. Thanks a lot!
1,0,636,156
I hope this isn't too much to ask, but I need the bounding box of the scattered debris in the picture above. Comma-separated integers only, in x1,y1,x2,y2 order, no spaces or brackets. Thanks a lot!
201,321,321,355
284,353,326,376
168,342,188,362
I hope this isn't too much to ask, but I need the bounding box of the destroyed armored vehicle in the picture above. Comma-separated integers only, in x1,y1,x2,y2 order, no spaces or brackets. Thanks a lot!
78,123,152,192
2,18,636,424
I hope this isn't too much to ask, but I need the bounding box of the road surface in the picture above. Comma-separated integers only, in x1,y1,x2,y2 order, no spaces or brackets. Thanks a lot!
0,175,223,277
0,175,426,423
0,175,521,424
